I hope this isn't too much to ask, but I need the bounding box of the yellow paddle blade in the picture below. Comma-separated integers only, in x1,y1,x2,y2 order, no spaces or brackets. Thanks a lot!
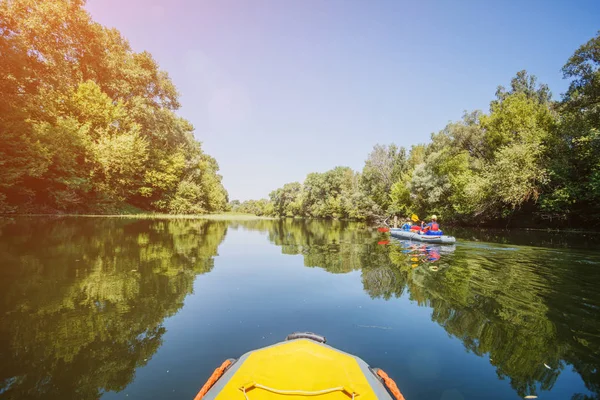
412,264,419,268
411,214,419,222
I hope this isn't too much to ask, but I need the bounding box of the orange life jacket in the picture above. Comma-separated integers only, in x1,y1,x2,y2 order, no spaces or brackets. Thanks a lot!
431,222,439,231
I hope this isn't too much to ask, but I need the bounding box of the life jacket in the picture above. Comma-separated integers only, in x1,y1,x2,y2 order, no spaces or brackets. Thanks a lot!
431,222,439,231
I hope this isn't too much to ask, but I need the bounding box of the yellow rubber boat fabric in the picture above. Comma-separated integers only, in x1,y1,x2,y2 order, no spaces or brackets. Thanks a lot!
208,339,385,399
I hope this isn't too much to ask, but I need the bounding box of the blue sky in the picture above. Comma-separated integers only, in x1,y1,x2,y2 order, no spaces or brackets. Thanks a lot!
86,0,600,201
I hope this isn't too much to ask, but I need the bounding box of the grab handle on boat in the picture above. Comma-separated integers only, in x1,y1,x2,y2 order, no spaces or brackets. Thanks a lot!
240,382,356,399
285,332,327,343
194,359,233,400
373,368,406,400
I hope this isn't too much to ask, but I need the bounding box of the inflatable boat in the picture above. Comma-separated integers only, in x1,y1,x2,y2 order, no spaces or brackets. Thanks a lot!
389,228,456,244
194,332,405,400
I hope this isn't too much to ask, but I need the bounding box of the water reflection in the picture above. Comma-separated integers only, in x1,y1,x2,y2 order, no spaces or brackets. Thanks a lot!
252,220,600,399
392,239,456,270
0,218,598,400
0,217,227,399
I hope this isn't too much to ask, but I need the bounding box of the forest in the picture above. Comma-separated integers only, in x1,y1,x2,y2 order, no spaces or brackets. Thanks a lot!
234,32,600,228
2,1,599,227
0,0,228,214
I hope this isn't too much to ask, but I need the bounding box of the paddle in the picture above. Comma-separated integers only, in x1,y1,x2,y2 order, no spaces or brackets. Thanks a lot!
411,213,427,233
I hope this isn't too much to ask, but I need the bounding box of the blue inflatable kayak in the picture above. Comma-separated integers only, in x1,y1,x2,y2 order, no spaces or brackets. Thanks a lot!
389,228,456,244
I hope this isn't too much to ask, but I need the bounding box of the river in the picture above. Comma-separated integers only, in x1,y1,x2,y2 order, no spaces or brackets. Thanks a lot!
0,217,598,400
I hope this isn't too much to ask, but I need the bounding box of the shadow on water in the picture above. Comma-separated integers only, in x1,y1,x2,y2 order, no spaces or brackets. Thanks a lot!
0,217,599,399
451,226,600,251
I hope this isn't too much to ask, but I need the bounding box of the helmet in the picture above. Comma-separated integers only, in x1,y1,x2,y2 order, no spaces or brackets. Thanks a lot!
431,215,437,220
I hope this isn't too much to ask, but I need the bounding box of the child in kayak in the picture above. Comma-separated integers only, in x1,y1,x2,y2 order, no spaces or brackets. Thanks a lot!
400,218,413,231
422,215,443,235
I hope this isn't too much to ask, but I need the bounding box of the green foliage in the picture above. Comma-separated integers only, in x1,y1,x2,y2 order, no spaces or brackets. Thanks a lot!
361,144,407,210
494,69,552,106
486,142,548,208
481,92,555,153
253,167,381,221
562,32,600,127
0,0,227,214
270,182,302,217
168,180,206,214
541,31,600,223
240,52,597,227
233,199,273,216
384,35,599,227
385,61,592,226
242,44,597,227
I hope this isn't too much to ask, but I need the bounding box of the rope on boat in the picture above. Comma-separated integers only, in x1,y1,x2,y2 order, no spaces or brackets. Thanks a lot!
194,359,232,400
376,369,406,400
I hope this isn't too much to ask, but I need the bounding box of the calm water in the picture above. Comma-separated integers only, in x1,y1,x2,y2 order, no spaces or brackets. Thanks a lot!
1,217,599,400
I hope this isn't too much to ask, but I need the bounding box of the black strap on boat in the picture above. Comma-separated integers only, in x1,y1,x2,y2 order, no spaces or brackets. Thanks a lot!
285,332,327,343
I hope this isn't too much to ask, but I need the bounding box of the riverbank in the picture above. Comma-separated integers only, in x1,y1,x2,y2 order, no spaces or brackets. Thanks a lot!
1,212,276,221
258,215,598,233
2,213,596,233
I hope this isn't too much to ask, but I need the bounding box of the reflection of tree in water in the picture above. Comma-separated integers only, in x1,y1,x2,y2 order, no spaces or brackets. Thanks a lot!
2,218,597,399
262,219,377,273
0,218,228,400
255,220,600,400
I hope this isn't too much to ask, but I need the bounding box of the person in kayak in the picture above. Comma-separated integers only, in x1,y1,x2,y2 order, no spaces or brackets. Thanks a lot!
400,218,412,231
422,215,442,235
427,215,439,230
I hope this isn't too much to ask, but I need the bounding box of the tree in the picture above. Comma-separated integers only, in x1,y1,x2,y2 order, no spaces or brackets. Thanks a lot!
361,144,407,210
494,70,552,107
0,0,228,214
481,92,555,155
486,142,548,209
562,32,600,126
229,34,600,227
543,31,600,223
270,182,302,217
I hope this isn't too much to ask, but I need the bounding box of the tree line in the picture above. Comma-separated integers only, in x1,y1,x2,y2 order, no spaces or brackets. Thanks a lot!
0,0,228,214
234,32,600,227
